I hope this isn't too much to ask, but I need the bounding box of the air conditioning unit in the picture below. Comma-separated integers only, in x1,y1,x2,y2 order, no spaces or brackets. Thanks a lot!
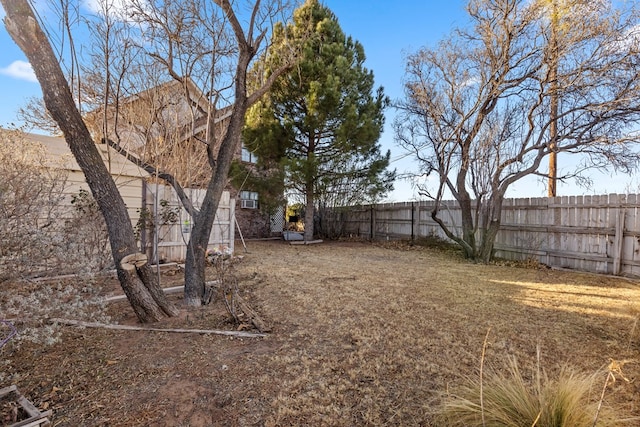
241,199,257,209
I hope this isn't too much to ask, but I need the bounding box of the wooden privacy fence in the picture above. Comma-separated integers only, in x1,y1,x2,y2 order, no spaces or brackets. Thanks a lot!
335,194,640,277
143,184,235,263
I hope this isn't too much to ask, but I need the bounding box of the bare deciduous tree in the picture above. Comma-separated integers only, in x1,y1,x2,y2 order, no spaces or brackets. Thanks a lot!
2,0,178,322
81,0,297,306
5,0,297,314
111,0,296,306
395,0,640,262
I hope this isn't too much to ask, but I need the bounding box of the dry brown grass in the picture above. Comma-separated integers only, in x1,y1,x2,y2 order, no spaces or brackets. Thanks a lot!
2,240,639,426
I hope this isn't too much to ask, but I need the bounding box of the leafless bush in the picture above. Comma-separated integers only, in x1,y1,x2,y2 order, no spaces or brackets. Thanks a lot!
207,248,239,321
61,189,112,273
0,129,112,281
0,129,68,281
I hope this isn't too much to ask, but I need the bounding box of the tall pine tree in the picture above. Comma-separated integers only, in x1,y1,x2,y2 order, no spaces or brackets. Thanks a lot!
243,0,394,240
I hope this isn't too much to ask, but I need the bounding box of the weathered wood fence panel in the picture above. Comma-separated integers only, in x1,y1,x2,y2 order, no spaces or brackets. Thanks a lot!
339,194,640,277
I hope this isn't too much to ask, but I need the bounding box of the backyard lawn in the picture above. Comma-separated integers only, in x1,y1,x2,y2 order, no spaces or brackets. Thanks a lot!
2,239,639,426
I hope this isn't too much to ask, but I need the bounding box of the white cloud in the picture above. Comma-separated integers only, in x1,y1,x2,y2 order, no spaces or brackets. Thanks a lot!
601,23,640,55
621,23,640,51
81,0,148,22
0,60,37,83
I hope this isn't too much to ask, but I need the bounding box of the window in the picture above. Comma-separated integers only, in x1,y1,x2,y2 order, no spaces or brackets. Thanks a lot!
240,191,259,209
241,144,258,164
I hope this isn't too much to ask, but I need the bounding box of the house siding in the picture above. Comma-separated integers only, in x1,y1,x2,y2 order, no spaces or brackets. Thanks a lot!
29,133,147,226
21,132,234,261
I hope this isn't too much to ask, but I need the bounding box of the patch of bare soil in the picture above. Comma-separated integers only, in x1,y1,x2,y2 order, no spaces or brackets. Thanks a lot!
2,240,640,426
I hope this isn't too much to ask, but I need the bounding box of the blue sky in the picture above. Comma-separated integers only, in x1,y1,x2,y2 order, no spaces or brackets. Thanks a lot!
0,1,635,200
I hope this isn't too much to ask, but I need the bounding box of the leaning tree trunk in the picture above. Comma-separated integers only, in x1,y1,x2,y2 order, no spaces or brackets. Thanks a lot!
183,185,221,306
183,94,249,306
3,0,177,322
183,134,240,306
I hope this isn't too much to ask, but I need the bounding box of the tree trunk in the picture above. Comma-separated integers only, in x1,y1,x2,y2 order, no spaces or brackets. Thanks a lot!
2,0,177,322
183,139,240,306
456,144,476,258
478,195,504,263
304,183,315,241
183,73,250,306
184,195,216,306
457,193,477,259
479,220,500,263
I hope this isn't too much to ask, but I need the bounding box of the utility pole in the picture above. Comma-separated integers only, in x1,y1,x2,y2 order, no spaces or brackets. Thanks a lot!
548,0,559,197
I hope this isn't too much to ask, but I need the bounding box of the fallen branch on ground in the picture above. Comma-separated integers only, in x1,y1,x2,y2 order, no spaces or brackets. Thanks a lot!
289,239,323,245
50,318,267,338
237,294,271,333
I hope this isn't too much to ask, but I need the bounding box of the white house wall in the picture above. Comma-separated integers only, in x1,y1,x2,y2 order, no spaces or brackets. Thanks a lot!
21,132,236,264
31,133,147,226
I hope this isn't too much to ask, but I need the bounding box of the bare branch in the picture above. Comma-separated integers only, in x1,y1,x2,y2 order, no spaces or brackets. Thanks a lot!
103,138,198,218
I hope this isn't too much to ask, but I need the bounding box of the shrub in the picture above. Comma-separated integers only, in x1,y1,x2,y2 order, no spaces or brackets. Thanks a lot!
63,189,111,273
0,129,112,280
437,356,619,427
0,129,68,281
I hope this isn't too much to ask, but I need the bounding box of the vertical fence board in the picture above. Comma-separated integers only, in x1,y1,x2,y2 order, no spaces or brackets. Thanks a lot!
613,207,625,276
626,194,640,276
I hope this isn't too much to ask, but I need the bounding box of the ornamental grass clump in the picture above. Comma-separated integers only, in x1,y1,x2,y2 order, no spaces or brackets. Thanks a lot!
437,355,619,427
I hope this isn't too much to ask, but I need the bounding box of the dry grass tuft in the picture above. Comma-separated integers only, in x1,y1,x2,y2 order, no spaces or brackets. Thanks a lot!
438,355,620,427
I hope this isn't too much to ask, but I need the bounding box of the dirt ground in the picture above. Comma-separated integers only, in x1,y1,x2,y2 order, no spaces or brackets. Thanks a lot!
2,239,640,426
